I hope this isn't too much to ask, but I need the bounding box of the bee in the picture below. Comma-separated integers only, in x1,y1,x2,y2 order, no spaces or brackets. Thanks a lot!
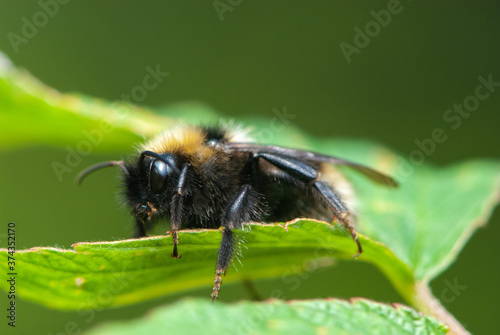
77,123,397,300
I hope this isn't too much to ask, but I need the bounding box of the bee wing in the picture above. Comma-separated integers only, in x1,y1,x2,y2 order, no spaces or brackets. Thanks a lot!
226,143,398,187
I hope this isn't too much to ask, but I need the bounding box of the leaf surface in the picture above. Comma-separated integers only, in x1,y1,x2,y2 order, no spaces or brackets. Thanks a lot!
83,298,447,335
0,220,413,309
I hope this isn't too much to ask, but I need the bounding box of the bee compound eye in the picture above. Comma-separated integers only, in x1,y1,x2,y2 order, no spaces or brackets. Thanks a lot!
149,159,168,194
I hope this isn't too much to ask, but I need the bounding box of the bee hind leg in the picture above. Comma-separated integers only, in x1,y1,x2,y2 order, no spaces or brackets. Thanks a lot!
254,152,361,257
313,181,362,257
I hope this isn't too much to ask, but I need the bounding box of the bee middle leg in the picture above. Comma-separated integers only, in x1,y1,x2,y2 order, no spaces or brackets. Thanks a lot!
211,184,263,301
212,227,234,301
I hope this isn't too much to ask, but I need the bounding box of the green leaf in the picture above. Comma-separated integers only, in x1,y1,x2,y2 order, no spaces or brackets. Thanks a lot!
0,52,168,151
0,220,413,310
358,160,500,281
82,298,447,335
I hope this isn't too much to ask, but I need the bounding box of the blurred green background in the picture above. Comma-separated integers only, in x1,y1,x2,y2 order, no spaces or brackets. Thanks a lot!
0,1,499,334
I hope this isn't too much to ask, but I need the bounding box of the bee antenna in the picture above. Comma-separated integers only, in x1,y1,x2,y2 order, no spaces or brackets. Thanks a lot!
139,151,181,174
76,160,127,185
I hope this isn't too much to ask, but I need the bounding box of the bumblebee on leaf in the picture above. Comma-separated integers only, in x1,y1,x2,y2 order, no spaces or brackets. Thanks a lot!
78,123,397,300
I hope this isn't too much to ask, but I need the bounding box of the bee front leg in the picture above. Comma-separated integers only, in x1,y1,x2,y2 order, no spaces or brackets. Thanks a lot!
133,217,148,238
170,163,191,258
211,184,263,301
170,196,182,258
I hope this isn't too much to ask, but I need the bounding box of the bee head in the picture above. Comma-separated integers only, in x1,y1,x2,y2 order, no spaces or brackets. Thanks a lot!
139,151,180,195
124,150,183,222
77,150,182,223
